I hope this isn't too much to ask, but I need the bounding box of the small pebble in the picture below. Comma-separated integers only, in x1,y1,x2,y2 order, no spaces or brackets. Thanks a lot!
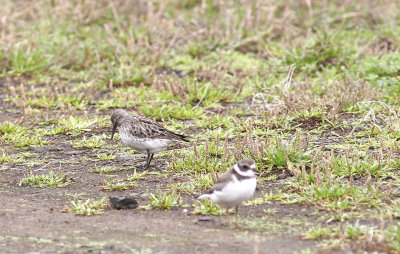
198,216,216,222
117,155,139,160
140,193,149,199
170,206,179,211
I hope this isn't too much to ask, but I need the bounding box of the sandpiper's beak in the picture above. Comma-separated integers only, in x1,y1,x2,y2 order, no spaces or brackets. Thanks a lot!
111,123,117,140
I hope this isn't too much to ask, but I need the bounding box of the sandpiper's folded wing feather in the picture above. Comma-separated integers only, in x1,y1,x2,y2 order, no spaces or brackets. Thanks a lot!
202,168,234,194
126,115,190,141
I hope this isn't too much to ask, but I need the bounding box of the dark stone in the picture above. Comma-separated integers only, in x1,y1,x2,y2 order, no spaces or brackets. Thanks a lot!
58,143,72,150
170,206,180,211
198,216,216,222
383,175,394,180
29,146,46,153
109,197,138,210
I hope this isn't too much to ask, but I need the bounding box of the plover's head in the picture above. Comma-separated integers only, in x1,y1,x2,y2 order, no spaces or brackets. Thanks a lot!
234,158,257,177
111,109,130,139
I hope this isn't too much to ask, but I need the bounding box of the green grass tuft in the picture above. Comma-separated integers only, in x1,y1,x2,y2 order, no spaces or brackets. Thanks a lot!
19,170,68,187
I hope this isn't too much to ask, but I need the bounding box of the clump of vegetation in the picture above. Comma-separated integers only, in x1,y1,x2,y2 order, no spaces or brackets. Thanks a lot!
19,170,68,187
169,139,236,174
140,189,182,210
357,53,400,98
59,116,97,136
101,170,149,190
69,198,107,216
102,181,137,191
96,153,116,160
193,199,226,215
139,104,203,120
0,151,26,164
168,173,214,194
71,135,105,148
91,165,119,174
386,223,400,252
1,121,46,148
0,122,26,134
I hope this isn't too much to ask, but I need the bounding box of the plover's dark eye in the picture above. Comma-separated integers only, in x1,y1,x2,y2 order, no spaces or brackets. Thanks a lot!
242,164,249,170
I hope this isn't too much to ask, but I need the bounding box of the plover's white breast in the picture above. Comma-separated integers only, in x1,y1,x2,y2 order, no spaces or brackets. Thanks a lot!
205,176,256,207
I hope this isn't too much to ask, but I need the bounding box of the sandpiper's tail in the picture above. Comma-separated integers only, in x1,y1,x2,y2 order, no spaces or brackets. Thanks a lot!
170,132,192,142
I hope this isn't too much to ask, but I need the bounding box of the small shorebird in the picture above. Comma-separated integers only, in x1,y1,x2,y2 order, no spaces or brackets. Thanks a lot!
111,109,190,170
197,158,257,222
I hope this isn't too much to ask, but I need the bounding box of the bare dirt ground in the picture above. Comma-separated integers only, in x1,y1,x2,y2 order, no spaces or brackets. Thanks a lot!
1,136,322,254
0,83,392,254
0,97,337,254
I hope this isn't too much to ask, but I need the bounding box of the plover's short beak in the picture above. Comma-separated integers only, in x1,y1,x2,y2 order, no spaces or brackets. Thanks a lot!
111,124,116,140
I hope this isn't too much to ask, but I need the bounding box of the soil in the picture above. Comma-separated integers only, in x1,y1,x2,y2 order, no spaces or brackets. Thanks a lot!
0,133,333,254
0,88,364,254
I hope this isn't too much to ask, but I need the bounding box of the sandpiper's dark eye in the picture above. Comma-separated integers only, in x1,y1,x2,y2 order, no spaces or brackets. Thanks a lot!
242,164,249,170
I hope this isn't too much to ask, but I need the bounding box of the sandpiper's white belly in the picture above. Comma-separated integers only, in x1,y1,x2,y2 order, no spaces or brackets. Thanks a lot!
212,177,257,206
119,132,174,154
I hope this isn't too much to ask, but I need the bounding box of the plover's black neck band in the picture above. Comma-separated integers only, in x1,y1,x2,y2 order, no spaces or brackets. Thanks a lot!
232,169,254,181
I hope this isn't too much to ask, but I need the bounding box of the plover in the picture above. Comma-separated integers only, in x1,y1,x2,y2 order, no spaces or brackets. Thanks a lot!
111,109,190,170
197,158,257,221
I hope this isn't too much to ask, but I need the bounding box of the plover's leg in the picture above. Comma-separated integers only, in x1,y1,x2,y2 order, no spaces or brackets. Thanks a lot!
226,207,231,226
235,205,239,225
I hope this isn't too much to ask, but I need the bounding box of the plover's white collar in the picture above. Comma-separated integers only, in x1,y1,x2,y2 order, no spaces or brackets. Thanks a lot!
233,163,256,178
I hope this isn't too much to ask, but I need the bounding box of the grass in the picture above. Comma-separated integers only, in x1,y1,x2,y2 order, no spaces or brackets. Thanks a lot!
0,122,26,134
1,0,400,252
101,169,150,190
19,170,68,187
69,198,107,216
1,122,47,147
90,165,131,174
0,151,27,164
140,189,183,210
167,173,214,194
59,116,98,136
71,135,105,149
102,181,137,191
139,104,204,120
96,153,116,160
193,199,227,216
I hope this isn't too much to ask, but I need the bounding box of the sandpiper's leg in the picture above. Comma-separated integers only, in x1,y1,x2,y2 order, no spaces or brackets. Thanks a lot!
145,151,151,170
148,153,154,166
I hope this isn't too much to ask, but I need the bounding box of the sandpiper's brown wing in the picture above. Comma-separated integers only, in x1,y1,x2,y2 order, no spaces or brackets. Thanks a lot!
125,115,190,141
